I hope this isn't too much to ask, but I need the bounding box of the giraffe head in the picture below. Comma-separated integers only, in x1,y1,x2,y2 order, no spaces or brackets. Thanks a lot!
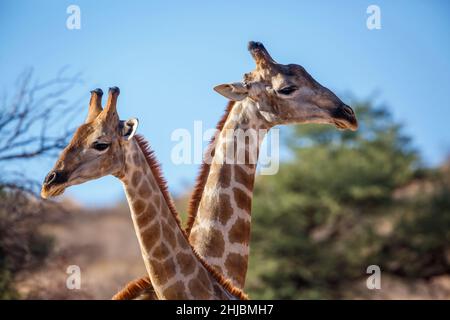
214,41,357,130
41,87,139,199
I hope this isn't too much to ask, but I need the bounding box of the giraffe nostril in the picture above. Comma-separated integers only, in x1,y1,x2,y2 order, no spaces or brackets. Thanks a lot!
341,104,355,117
44,172,57,185
44,170,67,185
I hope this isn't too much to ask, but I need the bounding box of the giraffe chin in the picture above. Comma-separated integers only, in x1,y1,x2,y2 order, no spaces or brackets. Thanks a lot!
41,184,67,199
334,119,358,131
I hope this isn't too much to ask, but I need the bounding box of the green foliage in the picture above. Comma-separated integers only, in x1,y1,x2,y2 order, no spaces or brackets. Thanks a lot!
377,169,450,278
246,99,449,299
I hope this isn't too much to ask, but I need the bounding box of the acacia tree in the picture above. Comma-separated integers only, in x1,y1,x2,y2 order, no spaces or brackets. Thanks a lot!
0,68,83,299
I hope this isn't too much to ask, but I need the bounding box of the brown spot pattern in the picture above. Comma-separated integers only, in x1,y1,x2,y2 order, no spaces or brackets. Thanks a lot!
218,193,233,225
131,170,142,186
234,165,255,190
188,278,211,300
218,165,231,188
202,228,225,258
228,218,250,245
233,188,252,211
141,222,161,248
133,199,146,215
139,181,152,198
225,253,247,287
153,242,170,260
162,281,186,299
176,252,196,276
161,223,176,248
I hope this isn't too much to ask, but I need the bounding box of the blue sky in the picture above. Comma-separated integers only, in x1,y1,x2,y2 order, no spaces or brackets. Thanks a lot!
1,0,449,207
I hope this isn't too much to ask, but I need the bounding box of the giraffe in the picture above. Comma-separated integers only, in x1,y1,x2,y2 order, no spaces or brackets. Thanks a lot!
187,42,357,288
41,87,247,300
114,41,358,298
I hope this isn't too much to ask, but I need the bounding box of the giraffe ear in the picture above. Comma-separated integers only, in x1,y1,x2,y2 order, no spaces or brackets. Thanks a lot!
214,83,248,101
120,118,139,141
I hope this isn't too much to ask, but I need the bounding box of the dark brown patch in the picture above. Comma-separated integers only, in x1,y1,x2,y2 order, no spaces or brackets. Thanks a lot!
133,199,146,215
176,252,196,276
162,257,176,280
133,153,142,167
203,227,225,258
225,253,247,288
148,258,175,290
161,223,176,248
188,278,211,299
153,195,161,209
131,170,142,186
218,193,233,225
145,202,158,220
176,230,190,250
153,242,170,260
233,188,252,211
141,222,161,248
139,181,152,198
219,165,231,188
137,208,152,227
163,282,186,299
228,218,251,245
162,281,187,299
234,165,255,190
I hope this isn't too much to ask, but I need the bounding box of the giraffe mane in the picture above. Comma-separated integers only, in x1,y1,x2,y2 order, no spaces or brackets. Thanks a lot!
118,133,248,300
185,101,235,235
111,276,152,300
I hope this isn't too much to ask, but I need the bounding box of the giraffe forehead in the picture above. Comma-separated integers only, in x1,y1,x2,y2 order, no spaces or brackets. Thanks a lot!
69,123,96,146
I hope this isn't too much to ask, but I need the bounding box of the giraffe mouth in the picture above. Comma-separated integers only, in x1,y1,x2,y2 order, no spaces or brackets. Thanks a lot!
41,169,70,199
41,183,67,199
333,119,358,131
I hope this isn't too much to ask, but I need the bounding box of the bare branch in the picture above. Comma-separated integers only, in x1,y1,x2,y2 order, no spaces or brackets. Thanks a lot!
0,68,84,191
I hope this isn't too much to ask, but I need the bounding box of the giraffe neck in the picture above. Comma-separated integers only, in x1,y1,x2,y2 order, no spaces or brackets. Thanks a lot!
189,99,270,288
119,137,240,299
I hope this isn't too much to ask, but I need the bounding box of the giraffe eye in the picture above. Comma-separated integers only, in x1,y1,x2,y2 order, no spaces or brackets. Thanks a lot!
92,142,110,151
277,86,297,95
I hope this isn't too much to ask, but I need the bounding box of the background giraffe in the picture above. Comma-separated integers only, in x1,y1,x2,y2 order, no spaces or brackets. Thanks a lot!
116,41,357,298
41,87,247,300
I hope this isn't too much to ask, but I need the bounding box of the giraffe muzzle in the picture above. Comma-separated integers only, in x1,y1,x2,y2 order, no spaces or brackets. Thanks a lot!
332,104,358,131
44,170,68,186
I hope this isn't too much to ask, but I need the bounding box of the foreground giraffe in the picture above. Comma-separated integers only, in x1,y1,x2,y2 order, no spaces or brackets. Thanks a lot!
117,41,358,298
41,87,247,300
